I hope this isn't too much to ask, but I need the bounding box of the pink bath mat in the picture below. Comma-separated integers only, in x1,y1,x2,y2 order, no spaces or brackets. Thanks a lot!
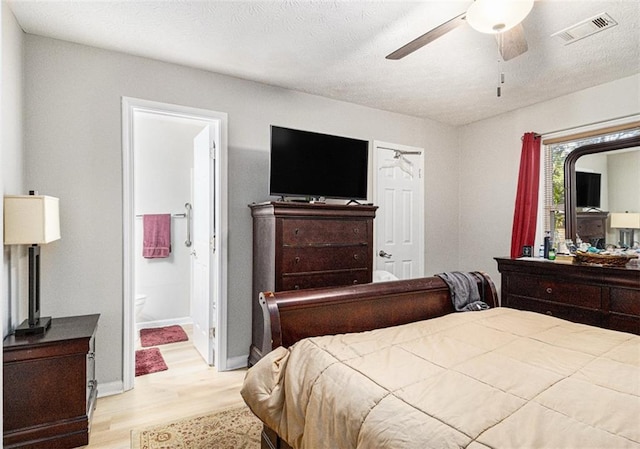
140,325,188,347
135,347,168,376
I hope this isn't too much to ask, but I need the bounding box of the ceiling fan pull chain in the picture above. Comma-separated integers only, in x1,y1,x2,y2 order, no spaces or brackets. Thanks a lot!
496,62,504,97
496,32,506,98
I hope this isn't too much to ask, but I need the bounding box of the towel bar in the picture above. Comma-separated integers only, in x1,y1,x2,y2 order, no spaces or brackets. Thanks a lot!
184,203,192,247
135,213,186,218
135,206,192,248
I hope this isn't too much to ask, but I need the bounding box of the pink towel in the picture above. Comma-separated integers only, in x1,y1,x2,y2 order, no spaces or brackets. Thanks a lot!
143,214,171,258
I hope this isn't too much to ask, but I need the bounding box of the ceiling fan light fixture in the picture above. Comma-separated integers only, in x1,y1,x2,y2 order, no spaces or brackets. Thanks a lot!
466,0,534,34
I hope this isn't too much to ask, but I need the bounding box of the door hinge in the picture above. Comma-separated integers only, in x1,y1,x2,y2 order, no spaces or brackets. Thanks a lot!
210,234,216,253
210,140,216,159
210,328,216,338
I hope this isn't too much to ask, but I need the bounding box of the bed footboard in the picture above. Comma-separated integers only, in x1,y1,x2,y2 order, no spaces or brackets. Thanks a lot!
259,271,497,355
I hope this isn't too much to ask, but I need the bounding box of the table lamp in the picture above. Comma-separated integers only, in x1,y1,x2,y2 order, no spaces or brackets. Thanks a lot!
4,192,61,336
610,212,640,248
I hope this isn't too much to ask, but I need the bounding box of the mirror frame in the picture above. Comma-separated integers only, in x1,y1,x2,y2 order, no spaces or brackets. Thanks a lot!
564,134,640,243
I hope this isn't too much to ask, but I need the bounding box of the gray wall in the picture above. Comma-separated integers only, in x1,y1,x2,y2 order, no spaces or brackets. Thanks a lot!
2,2,26,337
2,4,26,434
21,34,440,387
6,17,639,392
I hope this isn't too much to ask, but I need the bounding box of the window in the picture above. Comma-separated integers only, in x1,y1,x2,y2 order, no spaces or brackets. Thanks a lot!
543,126,640,245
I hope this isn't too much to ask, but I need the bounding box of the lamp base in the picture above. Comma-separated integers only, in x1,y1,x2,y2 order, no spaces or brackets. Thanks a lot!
14,316,52,337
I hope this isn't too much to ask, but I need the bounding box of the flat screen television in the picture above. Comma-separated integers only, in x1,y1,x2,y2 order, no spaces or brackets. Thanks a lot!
576,171,601,208
269,126,369,200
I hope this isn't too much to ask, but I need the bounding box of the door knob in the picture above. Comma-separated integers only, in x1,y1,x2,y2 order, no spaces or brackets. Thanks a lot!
379,250,392,259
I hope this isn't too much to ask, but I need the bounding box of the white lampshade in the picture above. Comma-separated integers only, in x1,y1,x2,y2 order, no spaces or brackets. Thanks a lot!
610,212,640,229
4,195,61,244
466,0,534,34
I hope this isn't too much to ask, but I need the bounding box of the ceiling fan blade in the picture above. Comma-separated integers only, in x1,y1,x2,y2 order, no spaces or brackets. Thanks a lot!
386,12,467,60
496,23,528,61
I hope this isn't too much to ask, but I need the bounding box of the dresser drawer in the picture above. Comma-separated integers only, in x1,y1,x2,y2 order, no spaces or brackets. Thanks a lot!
610,288,640,316
509,274,602,309
280,269,370,291
506,295,603,327
607,314,640,335
496,257,640,336
577,219,605,237
281,246,368,273
282,219,368,245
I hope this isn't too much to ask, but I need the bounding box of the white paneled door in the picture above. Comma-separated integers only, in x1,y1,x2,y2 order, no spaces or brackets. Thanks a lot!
374,141,424,279
191,126,214,365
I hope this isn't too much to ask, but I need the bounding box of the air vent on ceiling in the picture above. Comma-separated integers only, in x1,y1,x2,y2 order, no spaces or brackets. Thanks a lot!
552,13,618,44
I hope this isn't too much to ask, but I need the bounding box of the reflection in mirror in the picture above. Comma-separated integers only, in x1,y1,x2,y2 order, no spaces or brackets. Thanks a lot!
564,135,640,247
576,148,640,246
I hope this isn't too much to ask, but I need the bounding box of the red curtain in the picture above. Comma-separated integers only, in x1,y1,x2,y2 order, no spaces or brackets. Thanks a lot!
510,132,541,258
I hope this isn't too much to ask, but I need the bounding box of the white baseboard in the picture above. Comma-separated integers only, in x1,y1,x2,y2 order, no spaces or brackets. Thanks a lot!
136,316,192,332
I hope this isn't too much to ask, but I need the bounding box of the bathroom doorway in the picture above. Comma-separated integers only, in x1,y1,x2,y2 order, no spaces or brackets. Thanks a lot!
122,98,229,391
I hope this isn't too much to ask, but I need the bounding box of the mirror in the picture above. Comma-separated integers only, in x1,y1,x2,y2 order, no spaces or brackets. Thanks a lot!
564,135,640,245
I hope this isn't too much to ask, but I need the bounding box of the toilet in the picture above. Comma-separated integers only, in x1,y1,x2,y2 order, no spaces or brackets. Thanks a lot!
135,294,147,322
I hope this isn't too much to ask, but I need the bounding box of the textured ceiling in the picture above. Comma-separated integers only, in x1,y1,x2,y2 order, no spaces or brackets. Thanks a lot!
7,0,640,126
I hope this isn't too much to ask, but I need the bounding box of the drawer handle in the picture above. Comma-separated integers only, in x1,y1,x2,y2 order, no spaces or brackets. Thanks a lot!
294,285,300,290
353,228,359,234
295,256,300,263
545,311,553,316
294,228,299,235
353,280,359,285
353,254,359,260
546,287,553,294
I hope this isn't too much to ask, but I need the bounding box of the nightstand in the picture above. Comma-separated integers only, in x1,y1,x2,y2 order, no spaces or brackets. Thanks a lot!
3,314,100,448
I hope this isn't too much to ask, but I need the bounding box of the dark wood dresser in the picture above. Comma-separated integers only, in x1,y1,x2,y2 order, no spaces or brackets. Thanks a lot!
249,201,377,365
496,257,639,334
576,211,609,246
3,314,99,448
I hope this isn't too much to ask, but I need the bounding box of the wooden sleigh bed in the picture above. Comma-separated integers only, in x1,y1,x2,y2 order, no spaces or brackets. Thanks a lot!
241,272,640,449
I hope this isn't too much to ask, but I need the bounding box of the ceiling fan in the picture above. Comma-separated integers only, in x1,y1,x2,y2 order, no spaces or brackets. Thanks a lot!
386,0,534,61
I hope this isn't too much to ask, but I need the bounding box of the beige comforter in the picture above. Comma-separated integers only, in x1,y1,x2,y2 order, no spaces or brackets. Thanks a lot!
241,308,639,448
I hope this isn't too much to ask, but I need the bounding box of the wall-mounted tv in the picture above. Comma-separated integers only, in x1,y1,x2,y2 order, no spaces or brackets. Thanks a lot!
576,171,601,208
269,126,369,200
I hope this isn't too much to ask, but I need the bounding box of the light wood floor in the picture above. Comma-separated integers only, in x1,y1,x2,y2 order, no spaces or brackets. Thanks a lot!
87,326,248,449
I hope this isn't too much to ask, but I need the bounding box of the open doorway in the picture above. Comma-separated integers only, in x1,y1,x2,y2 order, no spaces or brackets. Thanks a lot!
122,98,229,391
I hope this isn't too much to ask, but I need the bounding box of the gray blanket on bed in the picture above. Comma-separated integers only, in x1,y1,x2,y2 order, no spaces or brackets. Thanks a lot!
436,271,489,311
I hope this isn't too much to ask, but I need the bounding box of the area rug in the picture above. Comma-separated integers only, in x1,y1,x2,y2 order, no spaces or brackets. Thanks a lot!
140,325,189,347
135,348,168,377
131,405,262,449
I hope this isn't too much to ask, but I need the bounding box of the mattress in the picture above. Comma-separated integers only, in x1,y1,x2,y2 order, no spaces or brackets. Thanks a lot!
241,308,640,449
